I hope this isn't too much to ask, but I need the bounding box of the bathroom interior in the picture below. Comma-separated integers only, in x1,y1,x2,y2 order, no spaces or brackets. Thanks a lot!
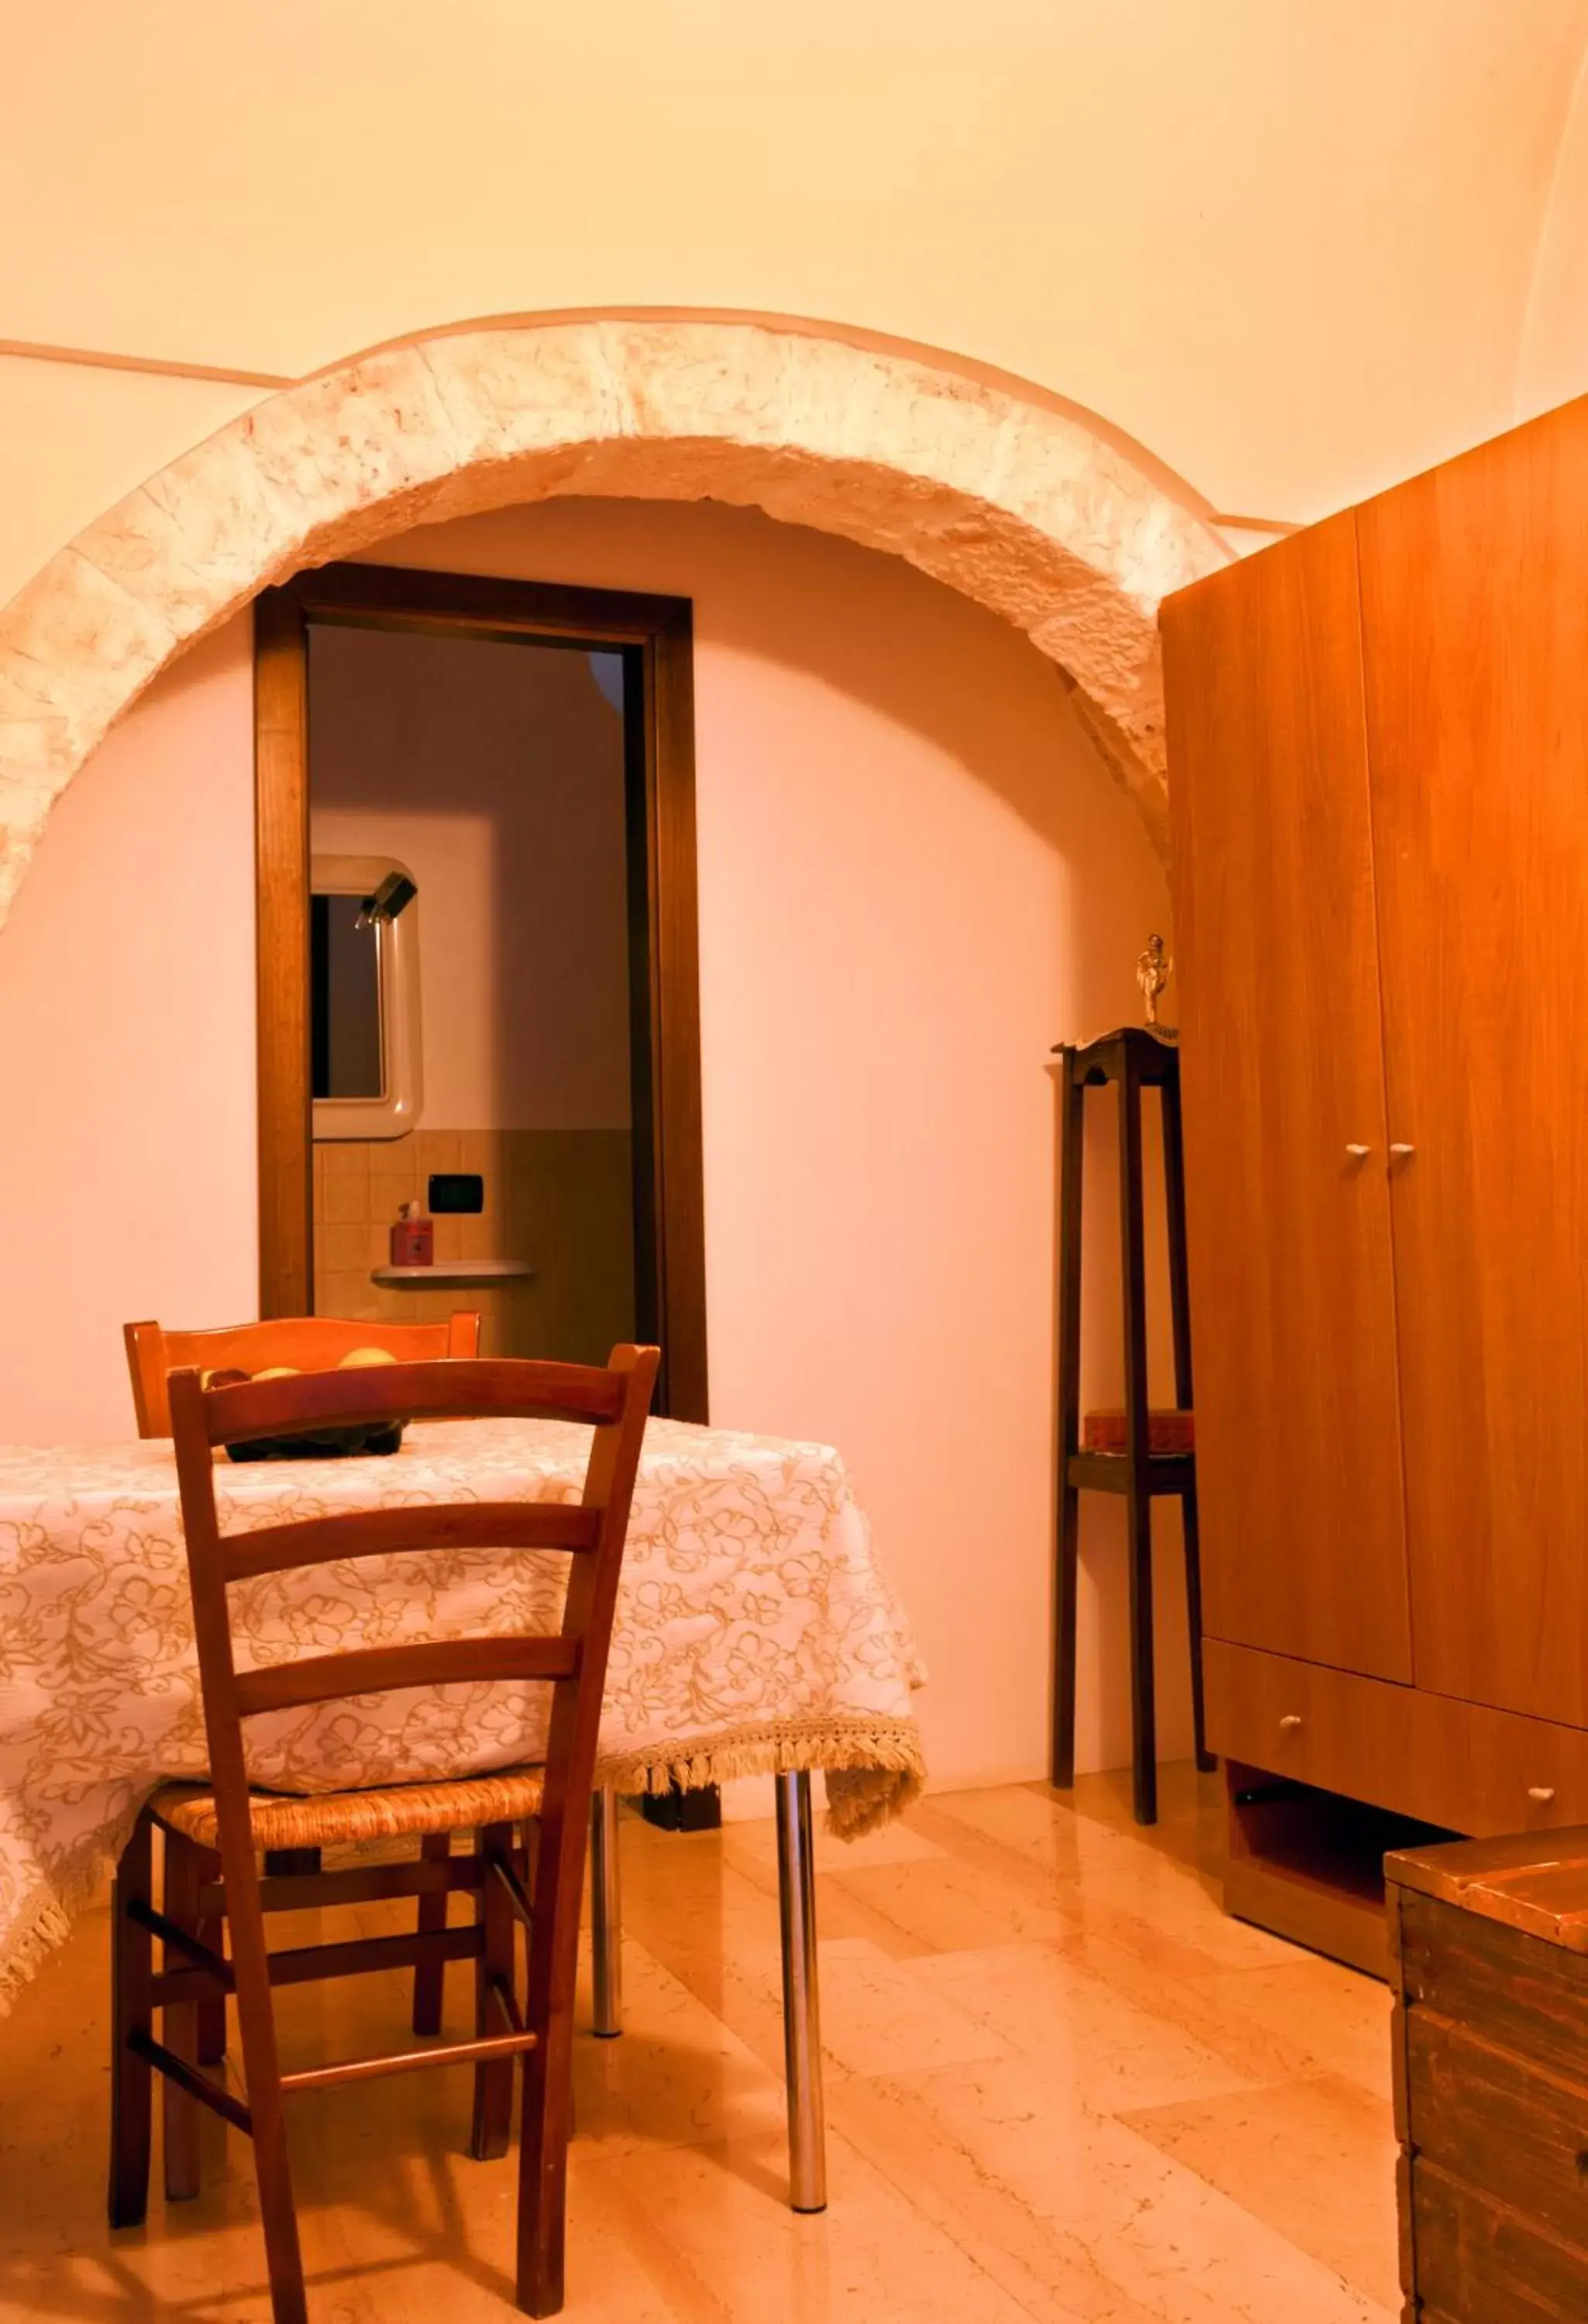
308,623,639,1367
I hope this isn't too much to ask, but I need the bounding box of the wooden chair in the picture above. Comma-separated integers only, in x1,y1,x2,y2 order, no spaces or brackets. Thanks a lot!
123,1309,484,2041
108,1346,658,2322
123,1311,482,1439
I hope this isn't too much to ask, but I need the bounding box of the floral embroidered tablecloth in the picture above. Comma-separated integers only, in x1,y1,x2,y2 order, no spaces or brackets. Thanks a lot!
0,1415,926,2013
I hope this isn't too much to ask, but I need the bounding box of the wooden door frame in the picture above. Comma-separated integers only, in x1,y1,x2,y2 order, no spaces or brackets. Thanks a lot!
253,560,708,1422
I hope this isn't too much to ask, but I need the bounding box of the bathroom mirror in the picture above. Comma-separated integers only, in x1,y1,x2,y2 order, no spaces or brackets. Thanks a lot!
309,854,424,1140
312,894,383,1099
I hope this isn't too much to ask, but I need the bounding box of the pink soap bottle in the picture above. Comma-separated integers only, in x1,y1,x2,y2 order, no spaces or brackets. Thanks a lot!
390,1200,434,1266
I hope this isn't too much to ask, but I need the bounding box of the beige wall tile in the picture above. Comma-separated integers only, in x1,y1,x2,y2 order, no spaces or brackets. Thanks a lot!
315,1270,377,1322
319,1172,370,1227
370,1172,418,1226
417,1129,461,1175
318,1222,371,1274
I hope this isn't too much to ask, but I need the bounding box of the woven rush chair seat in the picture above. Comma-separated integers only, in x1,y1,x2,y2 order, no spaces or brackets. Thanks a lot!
151,1766,548,1854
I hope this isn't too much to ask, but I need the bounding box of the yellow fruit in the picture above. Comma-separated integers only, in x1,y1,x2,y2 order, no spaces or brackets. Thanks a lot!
253,1366,300,1380
338,1346,400,1369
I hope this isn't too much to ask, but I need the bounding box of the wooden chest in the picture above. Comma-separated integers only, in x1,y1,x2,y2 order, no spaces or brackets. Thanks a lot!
1389,1831,1588,2322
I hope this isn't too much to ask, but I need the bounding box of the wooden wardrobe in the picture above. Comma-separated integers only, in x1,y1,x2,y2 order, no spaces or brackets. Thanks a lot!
1162,392,1588,1974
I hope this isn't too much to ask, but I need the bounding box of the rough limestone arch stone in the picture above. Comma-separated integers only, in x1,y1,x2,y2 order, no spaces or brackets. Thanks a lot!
0,319,1230,922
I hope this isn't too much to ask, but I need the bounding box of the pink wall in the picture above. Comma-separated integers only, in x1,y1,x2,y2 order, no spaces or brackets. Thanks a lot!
0,497,1189,1786
0,618,257,1442
363,501,1191,1787
309,625,631,1131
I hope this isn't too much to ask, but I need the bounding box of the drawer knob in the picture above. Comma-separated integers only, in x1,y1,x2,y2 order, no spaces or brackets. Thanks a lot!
1528,1786,1557,1805
1279,1714,1303,1732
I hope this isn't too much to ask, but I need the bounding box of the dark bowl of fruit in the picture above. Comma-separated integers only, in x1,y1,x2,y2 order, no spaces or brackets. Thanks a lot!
212,1347,410,1462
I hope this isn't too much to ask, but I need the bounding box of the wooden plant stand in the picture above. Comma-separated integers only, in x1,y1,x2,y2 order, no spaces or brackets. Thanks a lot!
1050,1026,1212,1824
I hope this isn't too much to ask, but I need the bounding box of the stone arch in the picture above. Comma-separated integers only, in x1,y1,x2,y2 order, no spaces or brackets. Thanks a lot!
0,318,1230,921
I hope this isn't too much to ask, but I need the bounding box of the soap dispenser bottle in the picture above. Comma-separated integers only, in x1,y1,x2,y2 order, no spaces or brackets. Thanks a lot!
390,1199,434,1267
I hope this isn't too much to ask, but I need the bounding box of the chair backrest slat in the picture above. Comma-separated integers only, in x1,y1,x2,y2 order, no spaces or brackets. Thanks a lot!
125,1312,481,1437
202,1358,623,1446
225,1501,600,1583
232,1636,582,1718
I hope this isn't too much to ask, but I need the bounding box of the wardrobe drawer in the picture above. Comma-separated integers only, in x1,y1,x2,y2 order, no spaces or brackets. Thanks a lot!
1205,1638,1588,1837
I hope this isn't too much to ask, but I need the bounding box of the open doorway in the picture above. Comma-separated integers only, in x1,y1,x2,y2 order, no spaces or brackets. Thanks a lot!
253,562,706,1420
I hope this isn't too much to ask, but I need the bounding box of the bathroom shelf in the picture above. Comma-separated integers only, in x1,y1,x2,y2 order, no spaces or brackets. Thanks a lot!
370,1260,535,1289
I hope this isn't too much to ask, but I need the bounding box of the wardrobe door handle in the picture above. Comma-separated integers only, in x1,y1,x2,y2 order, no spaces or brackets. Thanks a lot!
1390,1143,1415,1160
1528,1786,1557,1805
1344,1145,1370,1161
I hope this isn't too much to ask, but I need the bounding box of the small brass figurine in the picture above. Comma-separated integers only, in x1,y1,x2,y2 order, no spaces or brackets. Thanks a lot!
1136,933,1173,1030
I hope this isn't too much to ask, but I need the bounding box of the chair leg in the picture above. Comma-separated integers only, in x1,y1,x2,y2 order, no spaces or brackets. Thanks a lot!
225,1856,308,2324
589,1788,622,2038
471,1822,517,2162
263,1846,321,1878
250,2091,309,2324
195,1842,226,2067
412,1830,451,2037
108,1810,154,2229
516,1800,588,2317
161,1829,204,2201
516,2008,573,2317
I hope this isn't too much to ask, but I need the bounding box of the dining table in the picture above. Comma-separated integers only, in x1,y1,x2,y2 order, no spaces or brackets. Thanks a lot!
0,1409,926,2208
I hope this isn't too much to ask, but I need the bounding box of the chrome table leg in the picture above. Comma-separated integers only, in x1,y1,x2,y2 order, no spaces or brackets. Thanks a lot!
590,1786,622,2037
775,1769,827,2212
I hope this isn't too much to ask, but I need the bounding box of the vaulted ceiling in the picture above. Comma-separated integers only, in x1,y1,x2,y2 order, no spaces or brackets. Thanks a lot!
4,0,1588,527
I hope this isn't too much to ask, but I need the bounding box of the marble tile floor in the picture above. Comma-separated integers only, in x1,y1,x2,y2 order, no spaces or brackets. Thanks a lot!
0,1769,1398,2324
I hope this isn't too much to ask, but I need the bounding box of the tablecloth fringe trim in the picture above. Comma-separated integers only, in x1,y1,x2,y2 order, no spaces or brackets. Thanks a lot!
0,1843,115,2017
0,1720,926,2015
597,1716,926,1839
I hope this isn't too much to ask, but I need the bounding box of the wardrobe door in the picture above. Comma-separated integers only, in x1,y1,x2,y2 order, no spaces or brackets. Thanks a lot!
1359,398,1588,1728
1164,514,1412,1681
